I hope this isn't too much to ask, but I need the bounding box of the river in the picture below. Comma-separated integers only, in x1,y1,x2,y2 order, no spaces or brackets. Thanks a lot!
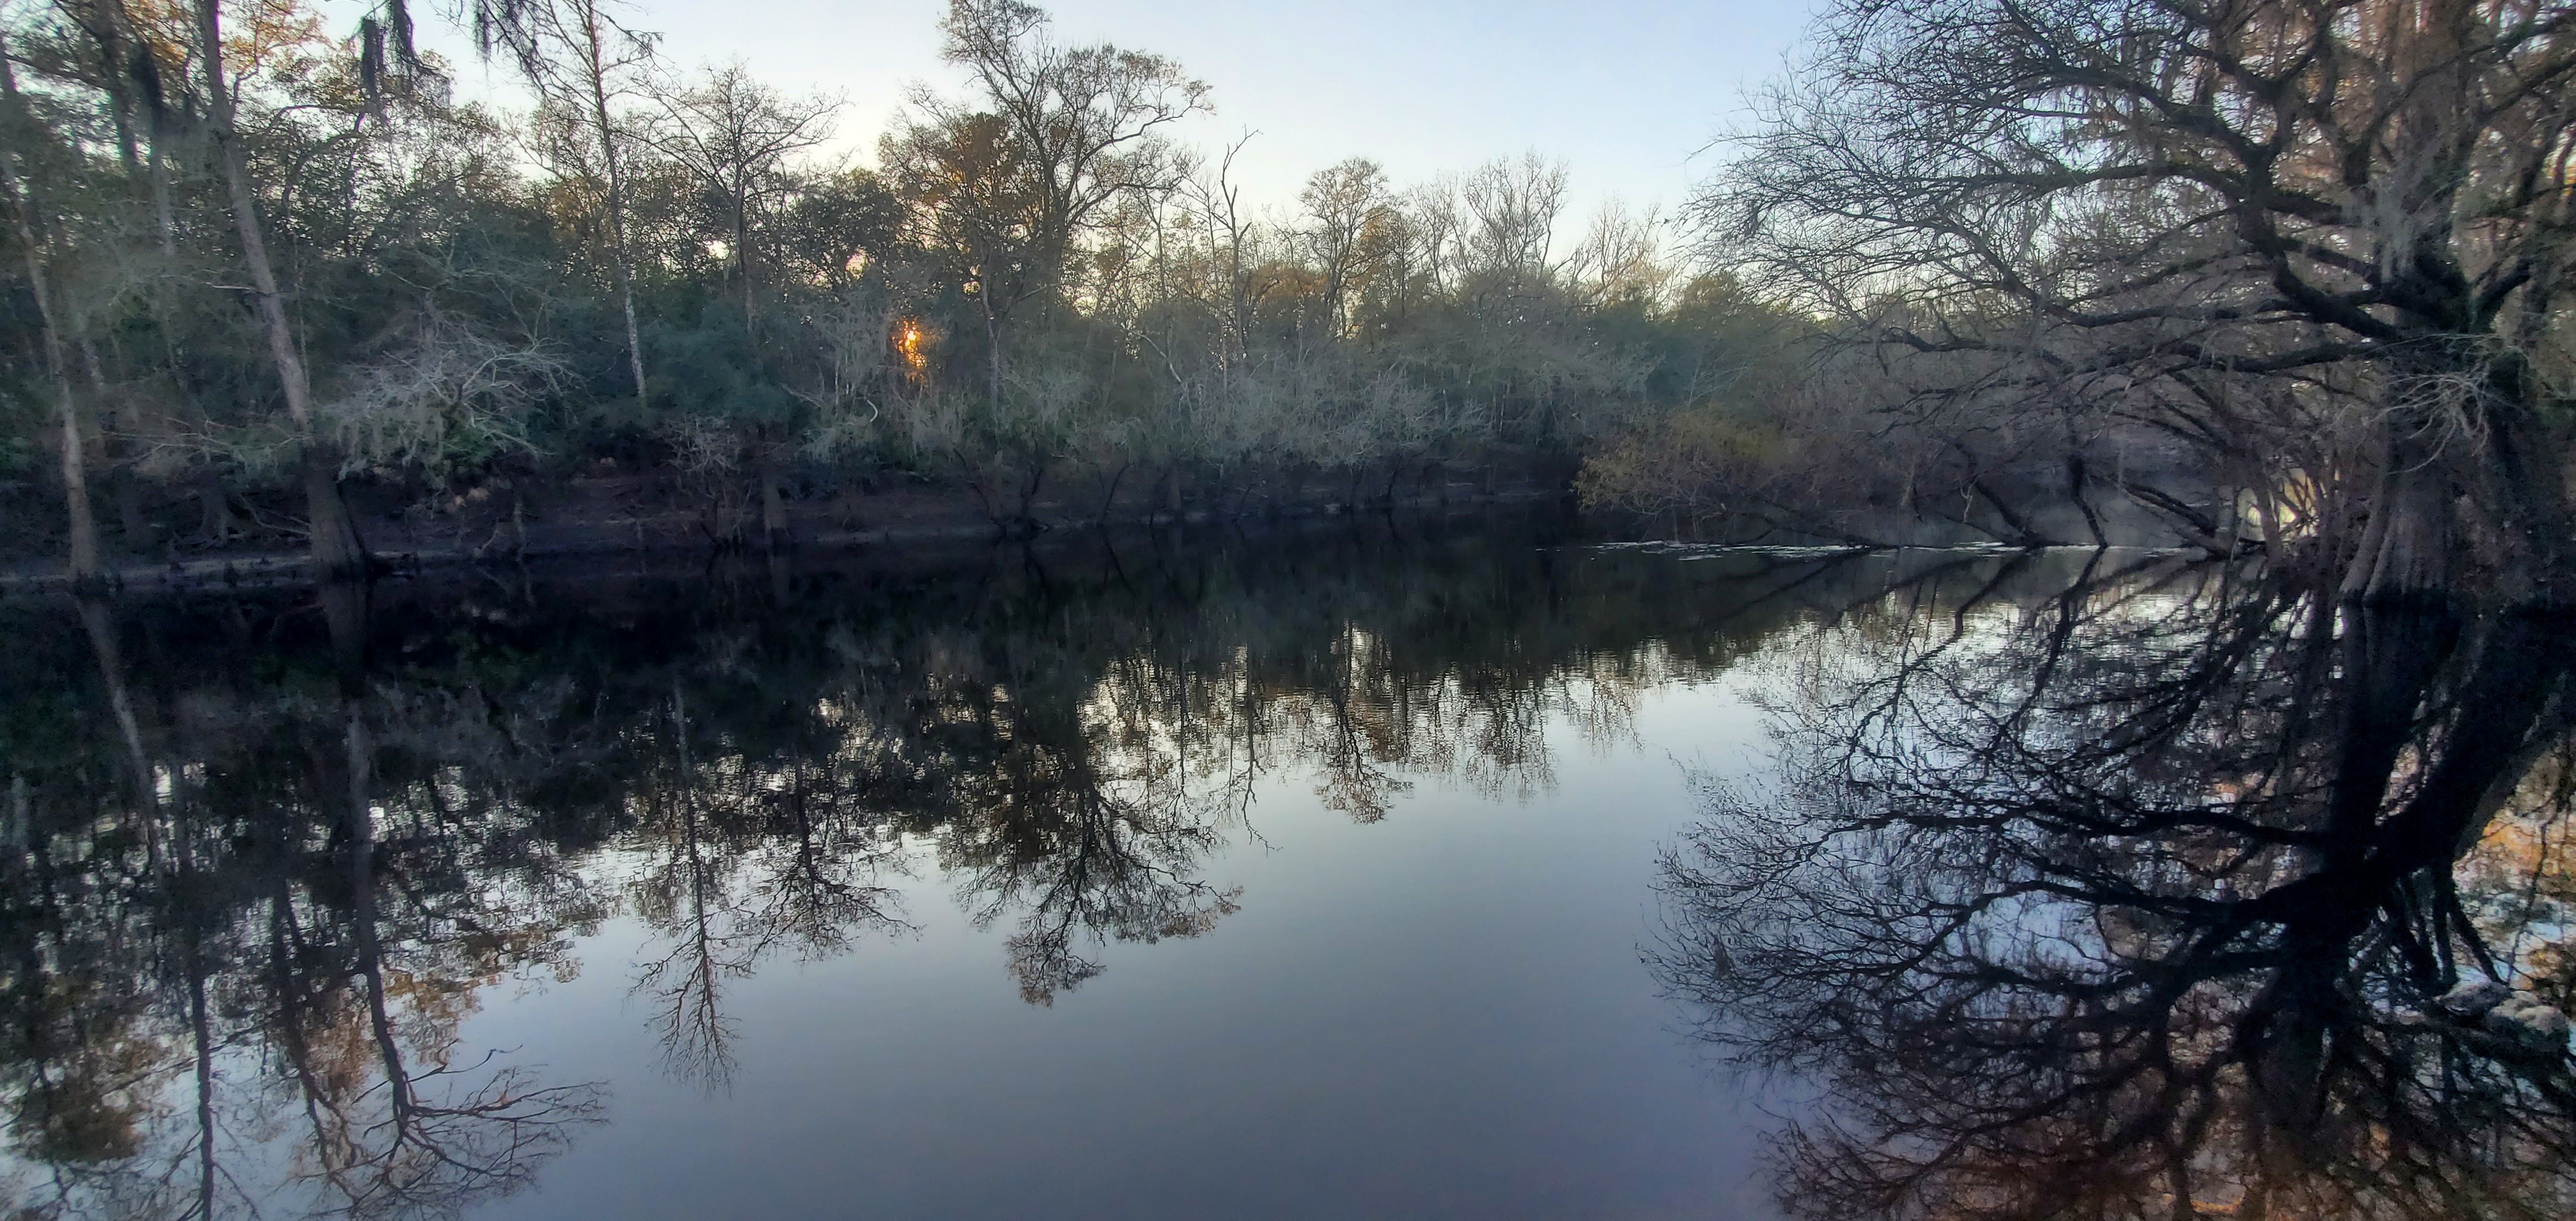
1,519,2566,1219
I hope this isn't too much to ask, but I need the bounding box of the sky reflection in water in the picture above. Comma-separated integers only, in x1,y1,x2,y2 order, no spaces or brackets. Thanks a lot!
2,524,2569,1219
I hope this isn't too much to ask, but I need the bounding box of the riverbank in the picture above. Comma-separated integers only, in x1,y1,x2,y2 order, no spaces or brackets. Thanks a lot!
0,471,1580,593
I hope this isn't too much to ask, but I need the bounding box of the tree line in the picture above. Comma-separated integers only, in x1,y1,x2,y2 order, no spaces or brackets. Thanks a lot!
0,0,1794,576
15,0,2553,603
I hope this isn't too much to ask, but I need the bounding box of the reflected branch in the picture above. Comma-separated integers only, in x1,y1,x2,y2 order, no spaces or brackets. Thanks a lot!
1657,565,2576,1221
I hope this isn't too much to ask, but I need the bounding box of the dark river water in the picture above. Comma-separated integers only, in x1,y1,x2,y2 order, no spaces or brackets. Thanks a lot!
2,519,2571,1219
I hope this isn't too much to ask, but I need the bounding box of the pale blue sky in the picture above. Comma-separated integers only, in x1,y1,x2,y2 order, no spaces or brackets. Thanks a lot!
367,0,1817,229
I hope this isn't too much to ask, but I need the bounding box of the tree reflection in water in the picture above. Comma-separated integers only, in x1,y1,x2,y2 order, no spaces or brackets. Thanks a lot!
1655,553,2576,1221
0,515,2092,1217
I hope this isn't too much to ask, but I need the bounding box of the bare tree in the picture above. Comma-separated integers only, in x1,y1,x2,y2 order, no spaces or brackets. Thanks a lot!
1299,157,1394,338
1461,152,1569,284
1702,0,2576,603
650,62,839,336
475,0,660,414
1181,130,1258,365
1570,199,1669,309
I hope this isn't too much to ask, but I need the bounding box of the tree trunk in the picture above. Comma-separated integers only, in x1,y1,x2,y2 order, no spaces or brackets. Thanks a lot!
760,467,789,551
145,120,177,258
2339,451,2450,605
77,597,161,870
196,0,366,577
187,927,217,1217
197,471,235,544
1015,458,1046,528
735,189,755,338
2067,452,2107,547
111,463,149,543
55,391,100,581
2466,356,2574,605
579,10,649,414
1096,460,1130,526
0,32,102,583
302,446,367,578
983,295,1005,418
91,9,174,252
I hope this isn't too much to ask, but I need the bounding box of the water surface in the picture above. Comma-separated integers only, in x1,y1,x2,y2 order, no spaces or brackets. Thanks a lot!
3,524,2569,1219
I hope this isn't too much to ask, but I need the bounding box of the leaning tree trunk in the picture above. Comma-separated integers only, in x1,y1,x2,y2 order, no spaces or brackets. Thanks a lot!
56,394,101,580
77,596,162,869
0,33,101,583
195,0,366,576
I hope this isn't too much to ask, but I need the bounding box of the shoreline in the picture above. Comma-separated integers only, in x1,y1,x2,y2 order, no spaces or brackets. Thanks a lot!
0,484,1578,594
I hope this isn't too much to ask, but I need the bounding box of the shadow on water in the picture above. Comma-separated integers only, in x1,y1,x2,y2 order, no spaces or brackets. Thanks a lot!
1652,555,2576,1220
